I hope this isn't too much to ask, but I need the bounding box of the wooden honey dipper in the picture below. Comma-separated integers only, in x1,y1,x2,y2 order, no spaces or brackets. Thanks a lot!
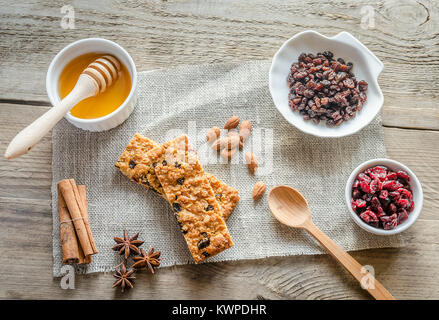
4,55,121,160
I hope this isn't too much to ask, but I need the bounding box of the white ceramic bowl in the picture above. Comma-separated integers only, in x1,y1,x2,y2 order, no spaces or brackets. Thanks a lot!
46,38,137,132
345,158,423,235
269,30,384,138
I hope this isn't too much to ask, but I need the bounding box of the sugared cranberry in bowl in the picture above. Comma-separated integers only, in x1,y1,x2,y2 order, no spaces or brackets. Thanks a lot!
345,159,423,235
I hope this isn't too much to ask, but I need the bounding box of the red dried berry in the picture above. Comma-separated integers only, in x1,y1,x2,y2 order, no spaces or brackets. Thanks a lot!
409,201,415,212
388,203,397,214
395,198,410,209
360,210,379,227
360,181,371,193
370,179,382,194
355,199,367,208
396,170,410,182
389,191,400,200
397,209,409,223
352,179,360,188
379,190,389,199
381,214,398,230
358,173,371,184
386,172,397,180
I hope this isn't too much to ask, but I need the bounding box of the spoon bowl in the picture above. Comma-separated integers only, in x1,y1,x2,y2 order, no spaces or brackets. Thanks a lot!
268,185,311,228
267,185,395,300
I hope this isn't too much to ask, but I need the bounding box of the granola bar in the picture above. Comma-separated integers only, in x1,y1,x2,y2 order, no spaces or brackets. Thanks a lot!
152,135,234,263
205,173,240,221
115,133,160,189
116,134,240,218
137,143,240,220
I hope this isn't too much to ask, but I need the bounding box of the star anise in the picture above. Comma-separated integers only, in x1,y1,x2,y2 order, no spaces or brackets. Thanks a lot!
112,230,144,259
132,247,161,274
112,263,135,293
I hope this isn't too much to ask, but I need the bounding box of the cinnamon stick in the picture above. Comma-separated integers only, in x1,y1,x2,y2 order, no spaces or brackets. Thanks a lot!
58,185,81,264
78,185,93,263
58,179,95,257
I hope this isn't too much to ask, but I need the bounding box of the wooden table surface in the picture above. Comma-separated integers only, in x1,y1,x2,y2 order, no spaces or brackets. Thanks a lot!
0,0,438,300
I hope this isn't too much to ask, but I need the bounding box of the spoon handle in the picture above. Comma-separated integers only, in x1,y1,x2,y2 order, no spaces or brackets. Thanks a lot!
4,74,98,160
304,221,395,300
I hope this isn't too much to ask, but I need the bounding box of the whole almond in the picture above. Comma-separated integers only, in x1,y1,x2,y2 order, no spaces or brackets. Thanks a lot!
212,137,228,151
239,120,252,142
206,126,220,143
245,152,258,174
226,135,240,150
221,147,238,160
224,116,240,130
252,181,266,200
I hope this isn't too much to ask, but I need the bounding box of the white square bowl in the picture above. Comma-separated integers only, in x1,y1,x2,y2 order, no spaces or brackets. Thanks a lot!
269,30,384,138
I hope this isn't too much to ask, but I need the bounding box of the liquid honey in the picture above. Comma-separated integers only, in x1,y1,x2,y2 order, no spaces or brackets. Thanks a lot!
58,52,132,119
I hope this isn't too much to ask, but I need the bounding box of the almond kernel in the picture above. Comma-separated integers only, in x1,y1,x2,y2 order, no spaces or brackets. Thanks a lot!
206,126,221,143
221,147,238,160
239,120,252,142
224,116,240,130
245,152,258,174
252,181,266,200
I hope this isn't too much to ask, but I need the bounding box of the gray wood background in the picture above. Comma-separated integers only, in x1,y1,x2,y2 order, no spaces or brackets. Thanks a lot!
0,0,438,299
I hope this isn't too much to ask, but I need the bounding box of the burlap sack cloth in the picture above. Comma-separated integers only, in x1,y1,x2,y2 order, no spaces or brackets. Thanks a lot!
51,61,405,276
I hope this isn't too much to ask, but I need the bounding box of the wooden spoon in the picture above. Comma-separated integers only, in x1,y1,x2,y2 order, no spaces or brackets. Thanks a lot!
268,185,395,300
4,55,121,160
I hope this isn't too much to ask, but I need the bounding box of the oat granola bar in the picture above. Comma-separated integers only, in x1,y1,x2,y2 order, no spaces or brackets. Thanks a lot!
152,135,234,263
137,143,240,220
116,134,240,218
114,133,160,189
205,173,239,221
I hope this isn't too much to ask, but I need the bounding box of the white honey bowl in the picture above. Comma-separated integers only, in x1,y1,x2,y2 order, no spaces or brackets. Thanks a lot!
46,38,137,132
269,30,384,138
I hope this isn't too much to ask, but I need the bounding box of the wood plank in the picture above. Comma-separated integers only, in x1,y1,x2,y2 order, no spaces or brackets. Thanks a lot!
0,102,438,299
0,0,438,129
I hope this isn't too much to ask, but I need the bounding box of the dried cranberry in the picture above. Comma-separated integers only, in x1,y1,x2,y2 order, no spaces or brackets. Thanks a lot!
396,170,410,181
360,181,371,193
355,199,367,208
358,173,371,184
352,179,360,188
397,209,409,223
360,210,379,227
395,198,410,208
409,201,415,212
381,214,398,230
370,179,382,193
379,190,389,199
386,172,397,180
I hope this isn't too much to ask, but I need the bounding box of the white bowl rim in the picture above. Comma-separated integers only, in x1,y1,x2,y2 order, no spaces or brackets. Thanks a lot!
269,30,384,138
46,37,137,124
345,158,423,235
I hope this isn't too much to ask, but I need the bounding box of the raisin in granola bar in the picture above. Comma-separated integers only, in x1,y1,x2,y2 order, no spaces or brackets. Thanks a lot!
114,133,160,189
152,135,234,263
